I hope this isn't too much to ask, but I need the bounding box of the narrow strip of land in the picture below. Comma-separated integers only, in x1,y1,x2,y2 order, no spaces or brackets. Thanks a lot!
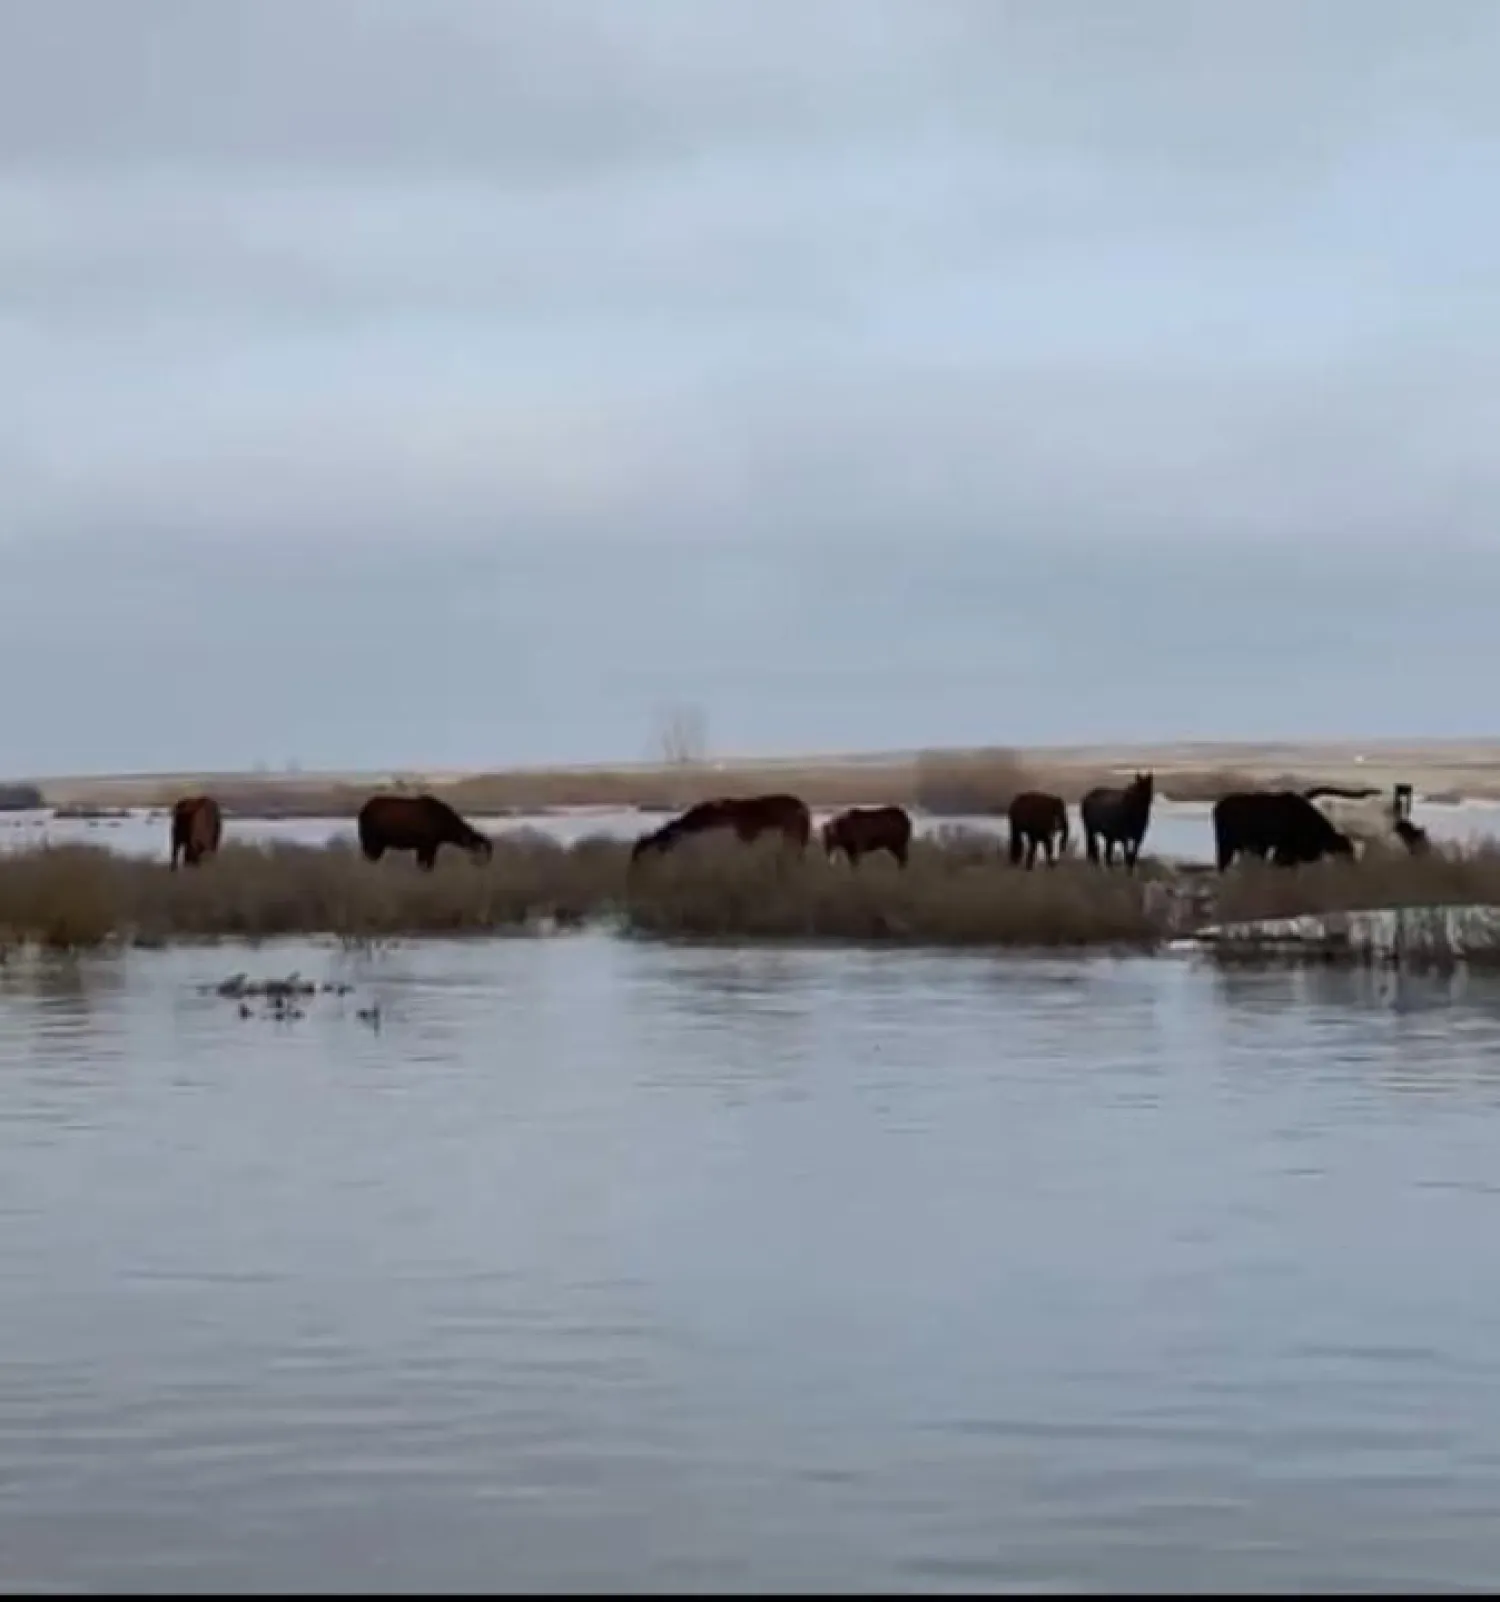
23,738,1500,819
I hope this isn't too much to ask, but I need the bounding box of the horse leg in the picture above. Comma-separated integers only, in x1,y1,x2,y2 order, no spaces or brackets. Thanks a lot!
1008,827,1024,867
1084,827,1100,866
417,845,438,872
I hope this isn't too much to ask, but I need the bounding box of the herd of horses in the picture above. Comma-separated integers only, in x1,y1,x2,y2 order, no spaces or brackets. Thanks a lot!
163,770,1431,878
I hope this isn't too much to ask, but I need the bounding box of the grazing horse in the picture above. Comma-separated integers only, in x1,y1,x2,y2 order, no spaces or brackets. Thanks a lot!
821,805,912,869
1079,771,1154,870
169,794,223,870
357,793,494,871
1212,790,1356,871
1006,790,1069,869
630,793,811,863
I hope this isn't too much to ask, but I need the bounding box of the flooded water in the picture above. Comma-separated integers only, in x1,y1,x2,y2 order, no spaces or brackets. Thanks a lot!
6,936,1500,1590
8,795,1500,867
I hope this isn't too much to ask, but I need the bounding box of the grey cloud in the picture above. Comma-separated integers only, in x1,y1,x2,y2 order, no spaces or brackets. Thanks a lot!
3,0,1498,186
13,337,1499,554
4,0,1500,561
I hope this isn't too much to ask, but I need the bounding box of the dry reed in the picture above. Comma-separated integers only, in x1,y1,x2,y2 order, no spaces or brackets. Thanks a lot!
3,828,1500,958
1209,840,1500,925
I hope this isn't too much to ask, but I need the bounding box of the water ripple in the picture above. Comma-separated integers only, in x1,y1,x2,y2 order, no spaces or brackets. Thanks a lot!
4,939,1500,1587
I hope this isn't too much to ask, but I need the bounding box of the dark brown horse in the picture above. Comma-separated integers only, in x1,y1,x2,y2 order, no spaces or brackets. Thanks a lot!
630,793,811,863
1079,771,1154,870
821,805,912,868
169,794,223,870
357,793,493,871
1212,790,1356,871
1006,790,1069,869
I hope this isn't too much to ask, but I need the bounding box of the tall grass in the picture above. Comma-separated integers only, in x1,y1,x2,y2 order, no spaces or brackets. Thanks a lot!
1,829,1499,957
1208,839,1500,925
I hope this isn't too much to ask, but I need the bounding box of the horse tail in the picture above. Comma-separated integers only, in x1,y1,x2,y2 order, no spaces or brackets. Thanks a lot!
1056,802,1070,854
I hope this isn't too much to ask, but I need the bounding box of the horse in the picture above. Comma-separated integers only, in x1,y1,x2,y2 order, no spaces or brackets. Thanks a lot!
356,793,494,871
1006,790,1069,869
630,793,811,864
169,794,223,870
821,805,912,869
1305,781,1433,857
1079,771,1154,870
1212,790,1356,871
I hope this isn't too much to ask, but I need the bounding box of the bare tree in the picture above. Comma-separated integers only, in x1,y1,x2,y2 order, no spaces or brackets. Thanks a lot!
652,703,709,767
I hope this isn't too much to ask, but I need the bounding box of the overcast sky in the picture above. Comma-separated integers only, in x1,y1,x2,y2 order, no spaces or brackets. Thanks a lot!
3,2,1499,771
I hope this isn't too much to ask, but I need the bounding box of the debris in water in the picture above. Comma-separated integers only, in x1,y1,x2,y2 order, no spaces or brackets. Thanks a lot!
203,970,361,1023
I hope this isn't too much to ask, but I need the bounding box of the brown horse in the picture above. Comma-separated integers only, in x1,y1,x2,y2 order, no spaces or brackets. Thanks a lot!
357,793,493,871
630,793,811,863
1079,771,1154,870
821,805,912,868
170,795,223,870
1006,790,1069,869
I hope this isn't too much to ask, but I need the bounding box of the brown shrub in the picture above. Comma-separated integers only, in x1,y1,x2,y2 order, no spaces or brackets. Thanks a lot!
0,835,625,950
911,748,1035,815
620,829,1162,947
1208,840,1500,927
0,828,1163,951
3,829,1499,958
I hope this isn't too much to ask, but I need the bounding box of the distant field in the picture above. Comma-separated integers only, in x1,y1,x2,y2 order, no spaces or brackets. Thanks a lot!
23,738,1500,820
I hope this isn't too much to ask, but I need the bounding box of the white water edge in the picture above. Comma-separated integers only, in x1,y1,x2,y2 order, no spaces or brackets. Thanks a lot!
1172,903,1500,962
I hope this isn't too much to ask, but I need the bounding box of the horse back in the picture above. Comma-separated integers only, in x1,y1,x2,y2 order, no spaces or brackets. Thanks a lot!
728,793,811,843
828,804,911,850
359,792,479,848
1008,790,1067,832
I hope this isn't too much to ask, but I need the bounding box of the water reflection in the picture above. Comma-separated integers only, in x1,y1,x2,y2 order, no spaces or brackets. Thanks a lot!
3,937,1500,1588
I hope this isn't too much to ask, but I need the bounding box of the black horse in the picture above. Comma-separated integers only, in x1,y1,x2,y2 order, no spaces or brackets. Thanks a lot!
1079,771,1154,870
1006,790,1070,869
1212,790,1356,871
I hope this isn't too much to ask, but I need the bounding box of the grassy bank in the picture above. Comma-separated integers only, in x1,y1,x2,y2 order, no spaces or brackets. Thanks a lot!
2,829,1500,958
